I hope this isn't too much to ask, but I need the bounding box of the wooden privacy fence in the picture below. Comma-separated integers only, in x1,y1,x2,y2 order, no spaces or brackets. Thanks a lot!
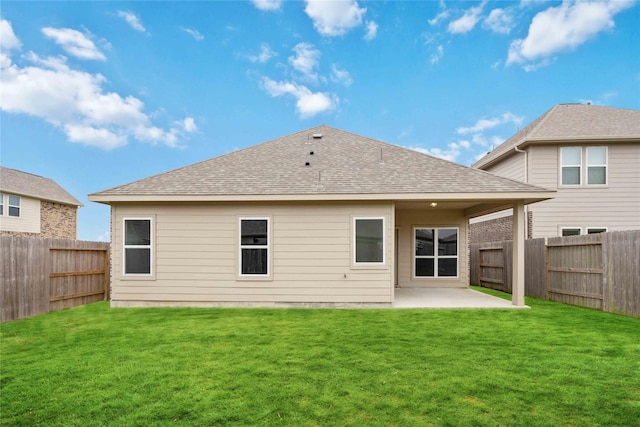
1,236,110,322
470,230,640,318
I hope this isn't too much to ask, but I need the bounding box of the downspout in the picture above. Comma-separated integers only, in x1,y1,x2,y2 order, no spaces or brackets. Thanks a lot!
514,146,529,238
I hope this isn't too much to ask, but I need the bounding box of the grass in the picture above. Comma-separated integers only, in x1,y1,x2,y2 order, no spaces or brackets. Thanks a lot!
1,291,639,426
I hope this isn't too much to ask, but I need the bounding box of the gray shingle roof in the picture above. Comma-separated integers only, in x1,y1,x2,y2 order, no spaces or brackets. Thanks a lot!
474,104,640,169
90,125,550,199
0,167,83,206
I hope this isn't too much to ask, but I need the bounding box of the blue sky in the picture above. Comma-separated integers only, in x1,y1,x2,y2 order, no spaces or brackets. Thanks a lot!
1,0,638,241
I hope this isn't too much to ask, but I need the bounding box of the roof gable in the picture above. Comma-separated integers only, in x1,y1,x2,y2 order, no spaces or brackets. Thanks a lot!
90,125,550,200
0,167,83,207
474,104,640,169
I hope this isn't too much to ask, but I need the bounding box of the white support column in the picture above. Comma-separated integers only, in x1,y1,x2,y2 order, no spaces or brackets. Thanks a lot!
512,201,525,306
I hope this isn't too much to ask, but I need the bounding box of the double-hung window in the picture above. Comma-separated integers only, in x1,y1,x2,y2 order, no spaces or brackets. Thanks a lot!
354,217,385,265
124,218,152,275
414,228,458,277
586,147,607,185
0,193,4,215
7,195,20,217
560,146,607,186
560,147,582,185
240,218,270,276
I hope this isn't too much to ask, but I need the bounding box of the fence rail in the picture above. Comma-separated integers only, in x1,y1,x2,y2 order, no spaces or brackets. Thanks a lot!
1,236,110,322
470,230,639,318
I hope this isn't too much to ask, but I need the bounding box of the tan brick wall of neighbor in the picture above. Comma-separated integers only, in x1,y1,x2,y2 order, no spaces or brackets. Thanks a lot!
469,211,533,244
40,201,77,239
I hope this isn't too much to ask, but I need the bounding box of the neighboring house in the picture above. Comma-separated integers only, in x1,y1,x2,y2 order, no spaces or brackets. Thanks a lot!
0,167,83,239
471,104,640,242
89,125,554,307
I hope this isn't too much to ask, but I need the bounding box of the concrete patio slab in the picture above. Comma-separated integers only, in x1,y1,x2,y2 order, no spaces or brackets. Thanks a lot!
392,287,529,309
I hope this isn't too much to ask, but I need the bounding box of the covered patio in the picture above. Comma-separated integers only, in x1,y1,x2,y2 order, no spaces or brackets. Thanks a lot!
392,287,527,309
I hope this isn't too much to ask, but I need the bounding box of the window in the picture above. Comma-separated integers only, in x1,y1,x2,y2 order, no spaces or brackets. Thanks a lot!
587,227,607,234
560,147,581,185
8,195,20,217
0,193,3,215
561,228,581,237
561,146,607,186
354,218,385,264
561,227,607,236
414,228,458,277
240,218,269,276
586,147,607,185
124,219,152,275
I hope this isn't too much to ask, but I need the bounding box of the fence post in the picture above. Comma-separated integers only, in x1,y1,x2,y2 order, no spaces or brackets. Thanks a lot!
601,232,609,313
544,237,549,300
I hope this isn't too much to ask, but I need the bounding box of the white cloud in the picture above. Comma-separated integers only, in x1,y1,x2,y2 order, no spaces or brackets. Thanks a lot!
448,1,487,34
330,64,352,87
251,0,282,11
304,0,367,36
181,27,204,41
1,19,22,51
364,21,378,41
428,11,450,26
249,43,277,63
407,142,462,162
430,45,444,64
456,112,524,134
180,117,198,133
289,42,321,82
261,77,336,119
0,44,192,149
41,27,106,61
507,0,634,67
483,8,515,34
117,11,147,33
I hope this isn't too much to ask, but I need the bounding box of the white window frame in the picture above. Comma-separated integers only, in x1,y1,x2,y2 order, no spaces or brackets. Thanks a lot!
353,217,386,266
239,217,271,278
560,227,582,237
586,227,607,234
560,147,582,186
0,193,4,216
413,227,459,279
586,146,608,186
123,217,153,277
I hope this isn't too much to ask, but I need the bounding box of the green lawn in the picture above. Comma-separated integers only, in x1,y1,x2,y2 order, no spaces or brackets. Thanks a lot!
1,291,639,426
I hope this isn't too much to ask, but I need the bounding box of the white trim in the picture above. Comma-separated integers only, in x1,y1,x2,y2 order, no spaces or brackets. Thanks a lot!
352,216,386,266
585,146,608,186
123,217,153,277
0,192,4,216
559,146,582,186
586,226,608,234
7,194,21,217
412,227,459,279
560,226,582,236
238,217,271,278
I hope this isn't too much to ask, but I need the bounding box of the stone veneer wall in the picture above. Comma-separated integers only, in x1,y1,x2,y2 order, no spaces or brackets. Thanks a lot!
469,211,533,244
41,201,77,239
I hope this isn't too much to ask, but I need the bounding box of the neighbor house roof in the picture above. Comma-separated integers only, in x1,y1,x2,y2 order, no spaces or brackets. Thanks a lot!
473,104,640,169
0,167,83,207
89,125,553,205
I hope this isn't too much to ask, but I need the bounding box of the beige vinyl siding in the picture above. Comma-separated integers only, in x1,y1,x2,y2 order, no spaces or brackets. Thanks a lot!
528,143,640,237
484,151,526,182
395,209,469,288
111,201,394,305
0,195,40,233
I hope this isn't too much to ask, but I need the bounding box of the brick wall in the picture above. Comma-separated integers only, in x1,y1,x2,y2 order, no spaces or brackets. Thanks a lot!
469,211,533,244
40,201,77,239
